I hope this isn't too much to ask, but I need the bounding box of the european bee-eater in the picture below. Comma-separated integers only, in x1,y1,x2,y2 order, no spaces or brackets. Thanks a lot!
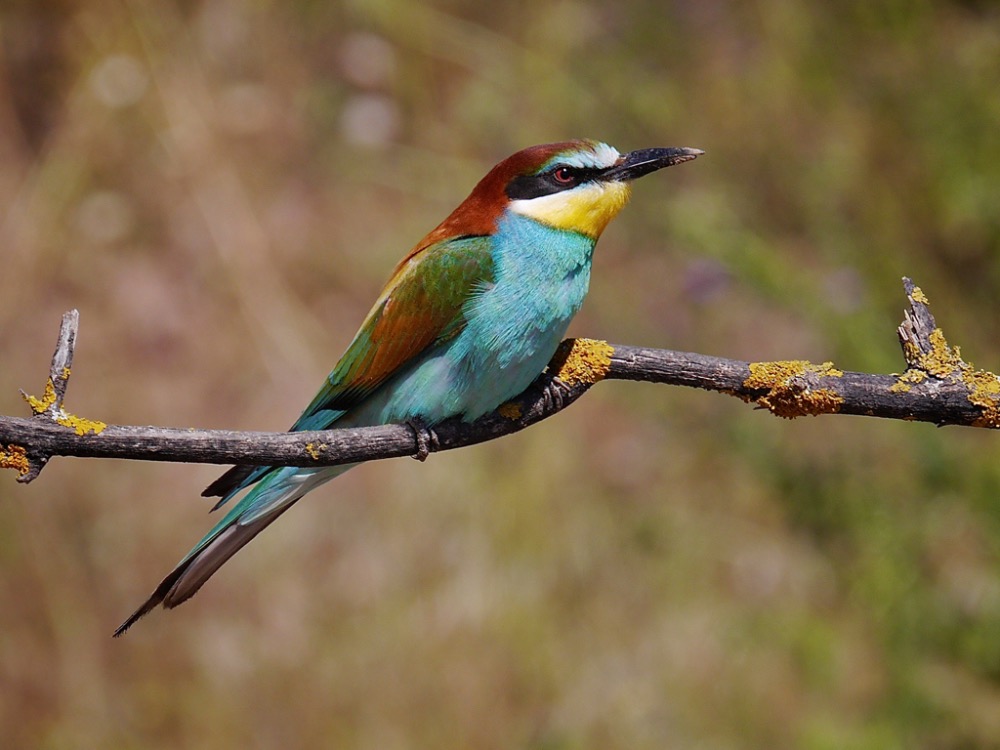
115,139,702,635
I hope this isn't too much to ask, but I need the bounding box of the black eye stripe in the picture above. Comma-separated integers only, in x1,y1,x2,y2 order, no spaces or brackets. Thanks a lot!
505,165,604,200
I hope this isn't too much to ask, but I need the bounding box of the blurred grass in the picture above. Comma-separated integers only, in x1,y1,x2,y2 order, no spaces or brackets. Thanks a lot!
2,0,1000,747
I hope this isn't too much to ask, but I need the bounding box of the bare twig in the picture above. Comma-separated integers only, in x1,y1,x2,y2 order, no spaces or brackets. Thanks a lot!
9,310,85,482
1,279,998,481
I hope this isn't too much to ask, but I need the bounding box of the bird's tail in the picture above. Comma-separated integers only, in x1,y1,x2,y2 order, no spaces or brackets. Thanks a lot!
114,465,346,636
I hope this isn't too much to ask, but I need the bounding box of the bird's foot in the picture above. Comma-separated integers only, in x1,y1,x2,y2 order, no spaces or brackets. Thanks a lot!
540,377,569,413
407,418,439,462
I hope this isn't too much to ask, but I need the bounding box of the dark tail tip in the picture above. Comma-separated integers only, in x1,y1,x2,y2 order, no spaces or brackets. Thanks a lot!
112,558,196,637
112,491,293,638
112,595,162,637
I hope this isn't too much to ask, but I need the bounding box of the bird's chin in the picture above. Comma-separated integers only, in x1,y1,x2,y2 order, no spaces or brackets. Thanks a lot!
509,181,632,239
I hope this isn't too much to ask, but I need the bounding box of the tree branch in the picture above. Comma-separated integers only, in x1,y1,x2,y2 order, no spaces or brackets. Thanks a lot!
2,278,998,483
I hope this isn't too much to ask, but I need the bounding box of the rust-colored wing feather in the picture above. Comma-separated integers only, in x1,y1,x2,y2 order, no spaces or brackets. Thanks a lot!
292,233,494,427
202,234,494,499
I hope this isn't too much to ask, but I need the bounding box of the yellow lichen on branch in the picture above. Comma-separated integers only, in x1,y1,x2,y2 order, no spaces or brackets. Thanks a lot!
304,442,326,460
920,329,964,379
910,286,930,305
23,378,58,415
551,338,614,386
901,324,1000,427
0,444,30,476
497,402,522,420
22,374,106,435
55,413,107,436
889,369,927,394
965,369,1000,428
743,360,845,419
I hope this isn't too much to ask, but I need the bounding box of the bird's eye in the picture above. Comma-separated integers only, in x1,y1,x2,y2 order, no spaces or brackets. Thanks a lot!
552,167,575,184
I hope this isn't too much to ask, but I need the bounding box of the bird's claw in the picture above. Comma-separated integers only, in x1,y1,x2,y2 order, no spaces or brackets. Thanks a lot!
407,418,439,462
541,377,568,412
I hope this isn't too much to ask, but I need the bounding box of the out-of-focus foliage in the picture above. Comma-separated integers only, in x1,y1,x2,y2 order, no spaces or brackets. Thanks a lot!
2,1,999,747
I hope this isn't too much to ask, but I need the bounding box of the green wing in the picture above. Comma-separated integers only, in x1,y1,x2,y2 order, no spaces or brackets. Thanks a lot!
291,234,494,430
203,234,494,499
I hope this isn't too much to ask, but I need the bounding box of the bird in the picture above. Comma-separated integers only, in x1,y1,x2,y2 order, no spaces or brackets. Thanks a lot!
114,139,702,636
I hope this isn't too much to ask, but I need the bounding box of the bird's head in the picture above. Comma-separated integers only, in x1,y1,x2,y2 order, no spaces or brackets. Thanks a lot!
503,140,702,238
423,140,703,247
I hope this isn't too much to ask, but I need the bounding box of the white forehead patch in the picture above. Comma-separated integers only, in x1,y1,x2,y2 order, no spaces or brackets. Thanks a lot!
543,141,621,171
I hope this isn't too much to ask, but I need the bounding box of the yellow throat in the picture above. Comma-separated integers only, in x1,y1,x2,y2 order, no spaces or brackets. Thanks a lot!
509,180,633,239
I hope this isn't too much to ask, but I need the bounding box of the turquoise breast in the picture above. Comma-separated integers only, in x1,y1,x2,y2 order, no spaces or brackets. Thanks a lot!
351,212,596,425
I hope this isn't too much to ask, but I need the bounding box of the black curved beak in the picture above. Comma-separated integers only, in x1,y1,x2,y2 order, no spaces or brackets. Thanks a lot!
602,147,704,182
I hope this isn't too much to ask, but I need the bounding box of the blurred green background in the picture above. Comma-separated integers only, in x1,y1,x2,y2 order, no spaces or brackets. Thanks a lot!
2,1,1000,747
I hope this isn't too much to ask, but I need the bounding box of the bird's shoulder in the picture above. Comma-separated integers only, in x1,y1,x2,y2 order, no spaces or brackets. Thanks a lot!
290,234,495,430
